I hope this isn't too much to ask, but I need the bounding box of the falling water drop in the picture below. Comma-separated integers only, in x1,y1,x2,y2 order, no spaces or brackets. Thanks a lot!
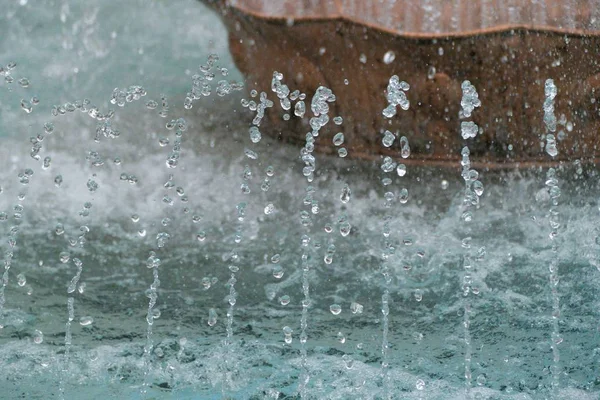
396,164,407,177
264,203,275,215
427,66,436,80
59,252,70,264
383,51,396,64
340,184,351,203
21,99,32,113
382,130,396,147
329,304,342,315
400,136,411,158
208,308,217,326
283,326,293,344
272,265,284,279
333,132,344,146
33,330,43,344
416,379,425,390
414,289,423,302
42,157,51,170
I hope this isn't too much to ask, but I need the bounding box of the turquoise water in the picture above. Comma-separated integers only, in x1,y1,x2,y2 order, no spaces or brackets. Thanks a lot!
0,1,600,399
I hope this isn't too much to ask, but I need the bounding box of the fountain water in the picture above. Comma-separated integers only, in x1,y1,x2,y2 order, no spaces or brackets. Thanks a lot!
1,1,600,400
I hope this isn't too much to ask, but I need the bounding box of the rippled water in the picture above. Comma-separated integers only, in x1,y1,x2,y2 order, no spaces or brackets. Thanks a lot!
1,1,600,399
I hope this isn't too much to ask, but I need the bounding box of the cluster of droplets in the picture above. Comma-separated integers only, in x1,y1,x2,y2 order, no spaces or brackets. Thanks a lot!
296,85,336,396
0,170,34,322
110,85,147,107
164,117,187,169
269,70,312,122
29,122,54,161
145,94,170,118
52,98,114,124
543,78,562,394
458,80,484,395
299,86,336,181
382,75,410,118
184,54,243,109
379,76,411,396
544,79,558,157
0,61,38,114
0,61,17,85
141,251,161,393
460,81,482,139
59,217,93,397
1,62,39,115
460,80,482,118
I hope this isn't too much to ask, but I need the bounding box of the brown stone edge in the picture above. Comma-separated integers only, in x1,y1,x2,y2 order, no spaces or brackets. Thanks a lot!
207,0,600,38
204,0,600,169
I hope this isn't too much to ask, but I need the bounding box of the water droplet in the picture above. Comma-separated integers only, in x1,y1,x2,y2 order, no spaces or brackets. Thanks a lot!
427,66,436,80
333,132,344,146
338,148,348,158
396,164,407,177
272,265,284,279
279,295,290,305
330,304,342,315
350,302,363,314
337,331,346,344
416,379,425,390
264,203,275,215
87,179,98,193
476,374,486,386
399,188,409,204
382,130,395,147
400,136,411,158
473,180,484,196
245,149,258,160
17,273,26,287
342,354,354,369
156,232,170,248
79,316,94,326
340,184,351,203
59,252,70,263
33,330,43,344
339,221,351,237
21,99,32,113
42,156,51,170
282,326,293,344
383,50,396,64
414,289,423,302
249,126,261,143
208,308,217,326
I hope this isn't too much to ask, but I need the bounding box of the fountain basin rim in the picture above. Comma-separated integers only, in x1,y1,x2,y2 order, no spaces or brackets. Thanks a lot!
208,2,600,39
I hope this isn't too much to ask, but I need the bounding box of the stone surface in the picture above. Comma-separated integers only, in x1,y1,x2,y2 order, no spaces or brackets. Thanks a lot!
204,0,600,167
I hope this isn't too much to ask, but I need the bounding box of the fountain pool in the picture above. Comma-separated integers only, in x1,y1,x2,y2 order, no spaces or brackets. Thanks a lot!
0,1,599,399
